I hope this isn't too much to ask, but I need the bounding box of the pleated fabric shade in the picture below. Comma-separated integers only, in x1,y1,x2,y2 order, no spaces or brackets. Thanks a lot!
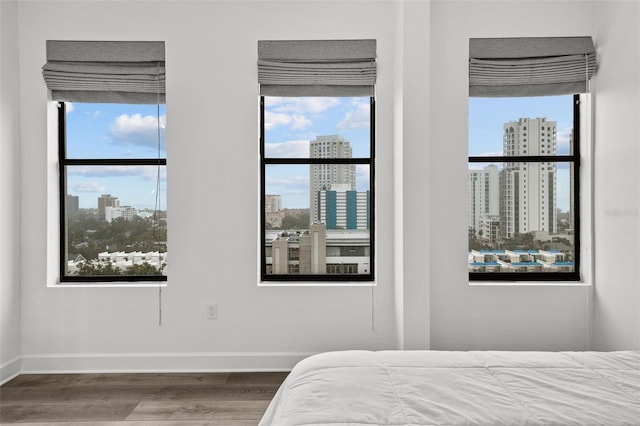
258,39,376,97
43,40,165,104
469,37,595,97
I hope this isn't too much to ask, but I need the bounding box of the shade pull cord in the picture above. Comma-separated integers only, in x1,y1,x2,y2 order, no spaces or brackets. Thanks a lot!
156,61,163,327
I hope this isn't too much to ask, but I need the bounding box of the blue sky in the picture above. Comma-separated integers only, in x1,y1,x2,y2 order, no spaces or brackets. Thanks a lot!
66,95,573,212
469,95,574,212
264,97,371,209
469,95,573,156
65,102,166,210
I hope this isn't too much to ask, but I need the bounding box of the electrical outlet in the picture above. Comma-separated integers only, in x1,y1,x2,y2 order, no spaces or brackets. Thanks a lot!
206,304,217,320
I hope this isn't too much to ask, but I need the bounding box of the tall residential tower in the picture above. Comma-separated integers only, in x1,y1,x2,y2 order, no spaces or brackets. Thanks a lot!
500,118,558,238
309,135,356,224
468,165,500,241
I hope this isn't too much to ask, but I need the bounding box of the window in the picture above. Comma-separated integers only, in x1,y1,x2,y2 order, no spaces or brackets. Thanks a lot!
260,97,374,281
43,41,166,282
58,102,167,281
468,37,595,281
257,40,376,282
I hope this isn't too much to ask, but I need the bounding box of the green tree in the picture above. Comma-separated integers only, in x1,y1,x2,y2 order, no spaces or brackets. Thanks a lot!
76,262,122,275
281,212,310,229
126,262,160,275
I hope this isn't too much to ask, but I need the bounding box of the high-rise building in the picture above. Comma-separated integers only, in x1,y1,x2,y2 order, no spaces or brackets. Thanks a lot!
317,184,370,230
468,165,500,238
309,135,355,224
265,194,285,228
66,194,79,217
98,194,119,219
265,194,282,213
501,118,557,238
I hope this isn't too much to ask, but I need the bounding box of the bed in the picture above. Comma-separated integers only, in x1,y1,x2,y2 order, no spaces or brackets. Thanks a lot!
260,350,640,426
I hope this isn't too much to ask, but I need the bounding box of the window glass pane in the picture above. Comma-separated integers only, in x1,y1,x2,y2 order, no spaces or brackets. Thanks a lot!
264,164,371,276
65,103,166,159
64,165,167,277
469,95,573,156
264,97,370,158
468,162,575,273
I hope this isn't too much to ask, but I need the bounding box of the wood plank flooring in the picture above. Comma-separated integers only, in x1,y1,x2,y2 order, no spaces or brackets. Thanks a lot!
0,372,288,425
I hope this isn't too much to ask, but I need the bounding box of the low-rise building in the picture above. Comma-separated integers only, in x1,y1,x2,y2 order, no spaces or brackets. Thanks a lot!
468,249,572,273
265,223,370,275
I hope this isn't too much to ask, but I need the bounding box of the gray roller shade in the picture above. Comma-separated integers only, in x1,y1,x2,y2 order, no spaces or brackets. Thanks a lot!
469,37,595,97
258,39,376,97
43,40,165,104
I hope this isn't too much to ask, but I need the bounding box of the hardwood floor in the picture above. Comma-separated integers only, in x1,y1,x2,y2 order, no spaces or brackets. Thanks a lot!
0,372,288,425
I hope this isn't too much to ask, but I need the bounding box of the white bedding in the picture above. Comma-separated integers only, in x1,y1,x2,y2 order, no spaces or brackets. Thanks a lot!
260,350,640,426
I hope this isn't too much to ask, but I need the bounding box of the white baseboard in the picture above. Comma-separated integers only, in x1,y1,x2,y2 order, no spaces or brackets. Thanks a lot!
20,351,314,374
0,356,21,385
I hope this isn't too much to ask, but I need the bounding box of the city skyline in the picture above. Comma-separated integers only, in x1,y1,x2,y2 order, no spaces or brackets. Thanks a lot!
469,117,562,243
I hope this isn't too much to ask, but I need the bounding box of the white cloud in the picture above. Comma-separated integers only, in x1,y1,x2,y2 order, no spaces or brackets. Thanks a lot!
356,165,370,191
266,97,340,114
68,165,166,181
265,140,309,158
68,180,106,193
266,175,309,189
337,102,370,130
299,97,341,113
264,111,292,131
65,102,74,113
110,114,166,148
557,127,573,153
264,111,312,132
291,115,312,130
474,151,504,157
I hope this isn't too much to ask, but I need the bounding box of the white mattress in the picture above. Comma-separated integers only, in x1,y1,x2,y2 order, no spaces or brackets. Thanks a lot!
260,350,640,426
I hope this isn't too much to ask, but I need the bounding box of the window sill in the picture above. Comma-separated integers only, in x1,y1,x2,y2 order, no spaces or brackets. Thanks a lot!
469,281,591,287
258,281,376,287
49,282,168,289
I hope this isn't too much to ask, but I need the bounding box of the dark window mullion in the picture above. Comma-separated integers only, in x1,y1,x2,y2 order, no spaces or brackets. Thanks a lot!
58,102,67,280
260,96,267,279
62,158,166,166
469,155,576,163
264,158,371,165
572,94,582,279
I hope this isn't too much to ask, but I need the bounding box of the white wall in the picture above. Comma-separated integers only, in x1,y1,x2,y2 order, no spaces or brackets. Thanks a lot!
428,1,597,351
17,0,403,372
8,0,639,375
0,0,23,383
401,0,431,349
591,0,640,350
